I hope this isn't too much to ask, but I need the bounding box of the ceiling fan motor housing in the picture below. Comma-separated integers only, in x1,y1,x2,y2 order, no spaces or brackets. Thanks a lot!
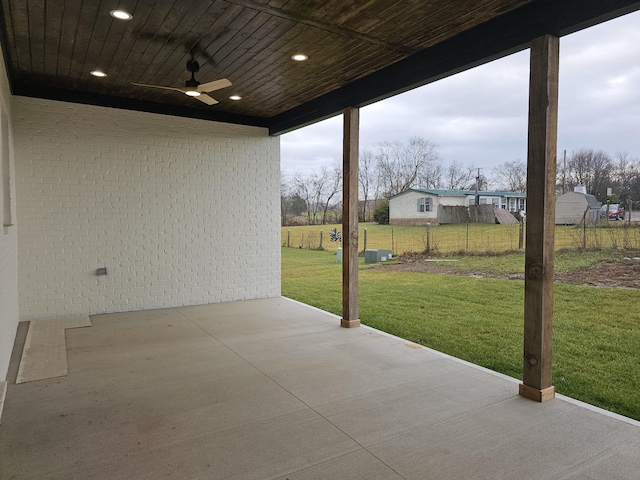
185,59,201,89
186,59,200,73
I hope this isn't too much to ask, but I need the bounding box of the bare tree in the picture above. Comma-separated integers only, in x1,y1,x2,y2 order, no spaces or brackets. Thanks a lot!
280,171,292,225
320,163,342,225
281,173,309,225
408,137,442,189
374,141,405,196
292,164,342,225
293,171,320,225
358,148,376,222
612,151,640,204
565,149,613,200
375,137,441,196
491,159,527,191
443,160,478,190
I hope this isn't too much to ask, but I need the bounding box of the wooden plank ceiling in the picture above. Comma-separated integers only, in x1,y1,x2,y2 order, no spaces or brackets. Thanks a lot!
0,0,638,134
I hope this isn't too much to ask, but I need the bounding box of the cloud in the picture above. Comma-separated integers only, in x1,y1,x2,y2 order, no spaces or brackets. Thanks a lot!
281,10,640,176
280,116,343,176
557,12,640,157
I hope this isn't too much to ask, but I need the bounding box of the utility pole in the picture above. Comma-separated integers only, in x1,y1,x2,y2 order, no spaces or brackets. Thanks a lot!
475,167,481,205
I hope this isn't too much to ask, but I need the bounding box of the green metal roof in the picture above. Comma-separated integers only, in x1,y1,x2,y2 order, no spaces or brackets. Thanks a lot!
388,188,527,199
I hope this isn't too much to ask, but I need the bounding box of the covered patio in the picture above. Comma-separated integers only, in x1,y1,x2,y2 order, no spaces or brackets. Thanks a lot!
1,1,640,477
1,298,638,479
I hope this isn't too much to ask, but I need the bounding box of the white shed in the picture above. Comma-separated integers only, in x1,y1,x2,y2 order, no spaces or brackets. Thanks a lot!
555,192,600,225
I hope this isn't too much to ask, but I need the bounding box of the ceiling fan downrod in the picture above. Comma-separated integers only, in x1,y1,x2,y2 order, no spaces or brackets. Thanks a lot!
184,59,201,94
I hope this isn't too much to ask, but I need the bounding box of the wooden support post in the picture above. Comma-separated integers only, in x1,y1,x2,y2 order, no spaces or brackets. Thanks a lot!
341,107,360,328
520,34,559,402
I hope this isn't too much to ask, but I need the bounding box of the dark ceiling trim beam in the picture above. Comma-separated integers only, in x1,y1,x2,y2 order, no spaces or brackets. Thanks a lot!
552,0,640,36
268,0,640,135
0,0,16,94
11,86,270,128
224,0,417,55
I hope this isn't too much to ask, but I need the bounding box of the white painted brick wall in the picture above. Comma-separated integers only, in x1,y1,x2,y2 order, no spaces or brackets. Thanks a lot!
0,227,18,382
0,43,18,382
13,98,281,320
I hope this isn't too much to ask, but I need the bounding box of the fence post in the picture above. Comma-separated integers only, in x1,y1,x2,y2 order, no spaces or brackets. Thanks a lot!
287,230,290,248
363,228,367,252
583,209,587,249
519,218,524,249
320,230,323,250
466,221,469,252
391,228,394,254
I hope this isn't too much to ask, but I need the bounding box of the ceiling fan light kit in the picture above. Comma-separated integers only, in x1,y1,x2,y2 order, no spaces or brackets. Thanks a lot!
110,10,133,21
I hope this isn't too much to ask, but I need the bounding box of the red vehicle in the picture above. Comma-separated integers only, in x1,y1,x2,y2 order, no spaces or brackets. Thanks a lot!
601,204,625,220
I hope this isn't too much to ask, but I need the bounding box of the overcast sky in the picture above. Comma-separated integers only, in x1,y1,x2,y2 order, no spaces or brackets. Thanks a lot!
281,10,640,178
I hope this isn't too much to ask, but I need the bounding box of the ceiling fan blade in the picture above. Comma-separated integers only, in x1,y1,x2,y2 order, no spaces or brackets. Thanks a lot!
197,78,232,93
131,82,185,93
195,94,218,105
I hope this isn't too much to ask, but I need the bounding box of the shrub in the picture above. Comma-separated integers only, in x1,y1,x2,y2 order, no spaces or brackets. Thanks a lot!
373,200,389,224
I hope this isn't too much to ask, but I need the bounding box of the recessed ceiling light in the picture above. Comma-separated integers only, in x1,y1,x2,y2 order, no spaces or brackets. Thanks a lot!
291,54,308,62
185,90,201,97
110,10,133,21
229,95,242,101
90,70,107,77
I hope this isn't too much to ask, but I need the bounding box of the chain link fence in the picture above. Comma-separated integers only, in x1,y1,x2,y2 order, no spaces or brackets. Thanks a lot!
282,220,640,254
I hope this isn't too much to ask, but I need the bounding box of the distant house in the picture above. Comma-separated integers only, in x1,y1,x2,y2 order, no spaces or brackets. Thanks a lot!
555,191,600,225
388,188,526,225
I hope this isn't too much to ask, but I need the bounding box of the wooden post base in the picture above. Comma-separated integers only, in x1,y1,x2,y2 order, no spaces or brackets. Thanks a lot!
340,319,361,328
519,383,555,402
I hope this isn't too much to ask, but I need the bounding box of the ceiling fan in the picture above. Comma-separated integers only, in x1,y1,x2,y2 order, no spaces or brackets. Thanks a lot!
132,57,231,105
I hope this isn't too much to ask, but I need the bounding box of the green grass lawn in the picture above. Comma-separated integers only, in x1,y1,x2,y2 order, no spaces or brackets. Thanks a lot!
282,247,640,421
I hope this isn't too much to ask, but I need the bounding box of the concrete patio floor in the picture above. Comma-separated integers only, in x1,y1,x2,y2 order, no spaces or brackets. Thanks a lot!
1,297,638,479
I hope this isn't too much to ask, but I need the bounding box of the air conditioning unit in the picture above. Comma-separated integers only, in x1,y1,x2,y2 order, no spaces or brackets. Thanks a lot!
364,249,393,264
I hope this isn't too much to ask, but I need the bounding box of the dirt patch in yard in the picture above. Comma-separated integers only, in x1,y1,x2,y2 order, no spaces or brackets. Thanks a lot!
554,256,640,289
378,252,459,275
375,251,640,289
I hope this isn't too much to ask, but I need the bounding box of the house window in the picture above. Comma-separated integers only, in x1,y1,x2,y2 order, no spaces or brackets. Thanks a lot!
417,197,432,212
